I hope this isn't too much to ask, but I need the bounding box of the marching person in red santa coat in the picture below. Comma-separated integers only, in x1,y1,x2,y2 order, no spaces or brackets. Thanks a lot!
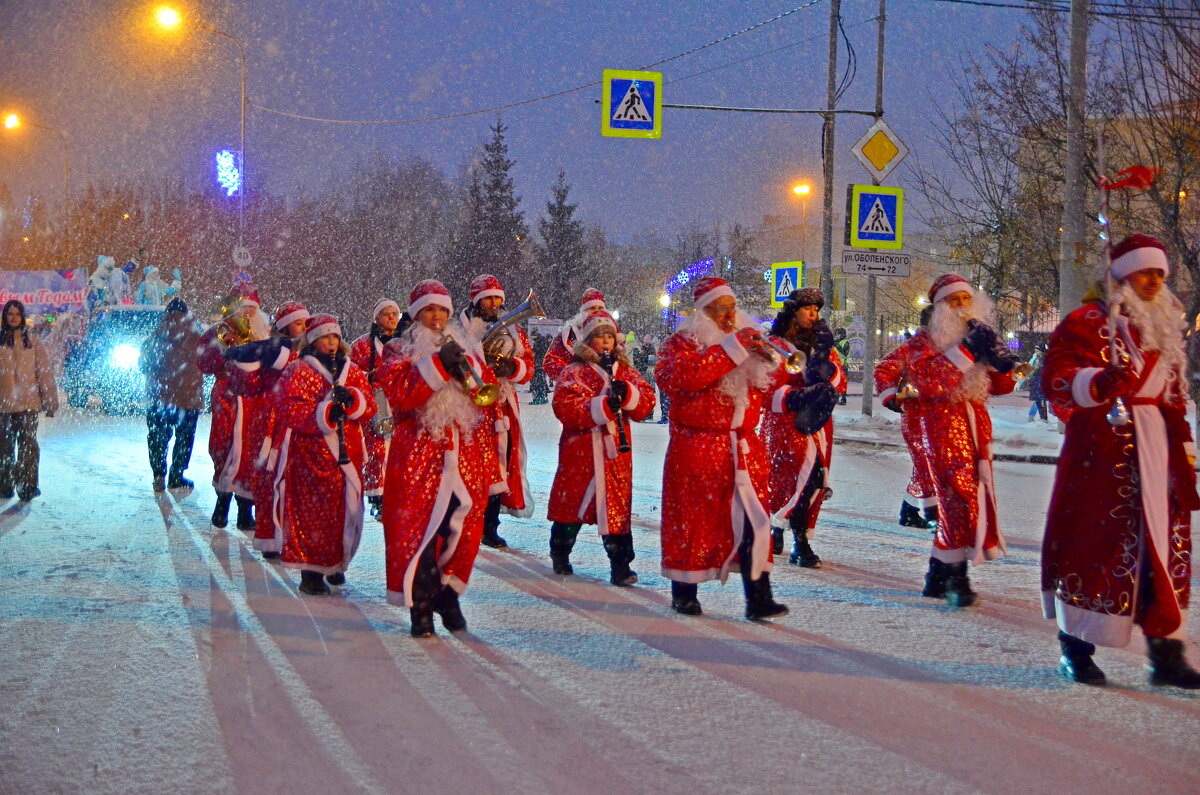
762,287,847,568
906,273,1017,607
459,274,536,548
349,298,407,520
1042,234,1200,689
223,301,310,558
376,280,501,638
274,314,374,595
547,309,655,585
543,287,607,383
196,281,273,530
655,277,788,620
874,304,939,530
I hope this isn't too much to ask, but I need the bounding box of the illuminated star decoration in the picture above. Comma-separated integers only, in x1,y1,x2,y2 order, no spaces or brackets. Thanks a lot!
215,149,242,197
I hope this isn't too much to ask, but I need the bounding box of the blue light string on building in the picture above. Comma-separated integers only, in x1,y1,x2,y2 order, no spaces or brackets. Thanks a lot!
215,150,242,197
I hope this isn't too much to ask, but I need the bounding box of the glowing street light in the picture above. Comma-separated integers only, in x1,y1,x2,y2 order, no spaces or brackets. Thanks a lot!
791,182,812,225
2,112,70,214
153,5,248,240
4,114,18,130
658,293,670,308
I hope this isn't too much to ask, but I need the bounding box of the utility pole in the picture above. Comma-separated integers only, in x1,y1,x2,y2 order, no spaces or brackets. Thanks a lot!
820,0,841,309
1058,0,1090,314
861,0,886,417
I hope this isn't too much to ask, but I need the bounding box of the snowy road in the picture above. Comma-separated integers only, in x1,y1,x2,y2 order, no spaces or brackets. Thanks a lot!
2,402,1197,793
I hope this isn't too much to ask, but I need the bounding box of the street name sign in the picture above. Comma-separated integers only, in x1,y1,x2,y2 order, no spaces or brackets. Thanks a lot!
851,118,909,182
841,250,911,277
848,184,904,250
770,261,802,308
601,70,662,139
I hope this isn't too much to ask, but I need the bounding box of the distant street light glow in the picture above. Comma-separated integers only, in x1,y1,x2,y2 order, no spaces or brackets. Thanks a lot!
4,113,19,129
792,183,811,196
155,6,182,29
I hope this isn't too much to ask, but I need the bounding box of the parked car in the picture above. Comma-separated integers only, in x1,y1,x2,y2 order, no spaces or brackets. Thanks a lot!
63,305,214,415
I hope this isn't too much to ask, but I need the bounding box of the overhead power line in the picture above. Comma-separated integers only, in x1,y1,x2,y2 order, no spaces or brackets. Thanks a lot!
925,0,1200,23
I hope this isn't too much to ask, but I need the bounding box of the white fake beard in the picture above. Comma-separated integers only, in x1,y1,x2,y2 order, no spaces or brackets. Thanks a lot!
459,311,488,343
677,308,775,403
1116,282,1187,382
247,307,273,342
928,297,995,403
401,320,481,440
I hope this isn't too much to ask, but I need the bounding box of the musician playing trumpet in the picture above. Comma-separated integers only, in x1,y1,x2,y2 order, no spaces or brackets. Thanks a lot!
546,309,655,585
761,288,847,569
376,280,501,637
459,275,536,548
1041,235,1200,688
350,298,406,520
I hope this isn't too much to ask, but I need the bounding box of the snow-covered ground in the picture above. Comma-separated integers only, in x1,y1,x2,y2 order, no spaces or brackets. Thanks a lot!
2,399,1197,793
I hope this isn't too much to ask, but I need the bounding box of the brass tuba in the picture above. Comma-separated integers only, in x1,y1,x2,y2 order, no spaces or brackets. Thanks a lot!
209,292,252,347
438,333,501,407
481,289,547,369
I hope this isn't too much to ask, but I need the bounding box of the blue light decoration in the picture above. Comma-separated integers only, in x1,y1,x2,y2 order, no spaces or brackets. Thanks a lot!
215,149,242,197
662,258,717,328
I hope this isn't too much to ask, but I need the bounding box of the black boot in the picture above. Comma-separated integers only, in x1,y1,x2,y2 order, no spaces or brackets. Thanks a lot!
670,581,702,615
788,530,822,569
921,557,949,598
326,572,346,586
604,534,638,586
432,585,468,632
235,496,255,531
367,495,383,519
1146,637,1200,689
899,501,927,528
211,492,233,528
480,494,507,548
944,561,978,607
923,505,939,529
298,570,330,596
742,570,789,621
549,522,580,575
771,527,784,555
1058,631,1106,686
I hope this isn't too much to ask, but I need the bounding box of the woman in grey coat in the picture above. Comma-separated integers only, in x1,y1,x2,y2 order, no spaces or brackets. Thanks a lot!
0,300,59,501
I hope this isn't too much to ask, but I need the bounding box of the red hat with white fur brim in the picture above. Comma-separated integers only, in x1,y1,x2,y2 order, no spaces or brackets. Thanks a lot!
233,282,261,308
1110,234,1169,280
693,276,735,310
305,313,342,345
928,273,973,305
469,274,505,305
371,298,400,320
408,279,453,317
579,309,619,341
580,287,605,313
273,301,309,331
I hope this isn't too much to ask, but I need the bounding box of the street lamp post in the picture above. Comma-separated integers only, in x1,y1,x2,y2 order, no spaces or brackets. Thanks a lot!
791,183,811,226
3,113,70,218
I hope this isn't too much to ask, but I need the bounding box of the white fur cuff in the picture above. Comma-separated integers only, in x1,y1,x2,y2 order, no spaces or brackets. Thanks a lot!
1071,367,1103,408
416,353,450,390
232,360,261,372
316,399,336,434
944,344,975,374
346,388,368,420
511,358,528,382
270,346,291,371
771,386,791,414
590,396,613,426
878,386,897,404
720,332,750,366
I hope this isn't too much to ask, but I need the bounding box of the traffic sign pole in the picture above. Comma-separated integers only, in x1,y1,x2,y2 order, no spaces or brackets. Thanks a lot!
861,0,887,418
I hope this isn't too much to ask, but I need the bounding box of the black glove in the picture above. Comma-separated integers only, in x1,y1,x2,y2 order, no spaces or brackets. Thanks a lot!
609,379,630,405
961,321,998,361
883,395,902,414
805,354,837,384
811,320,835,356
223,340,263,363
1092,364,1136,401
331,385,354,408
792,381,838,435
492,357,518,379
327,401,346,424
438,339,467,376
258,336,290,366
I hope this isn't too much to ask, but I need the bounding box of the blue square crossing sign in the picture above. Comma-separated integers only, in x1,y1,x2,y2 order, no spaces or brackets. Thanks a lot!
770,261,802,308
848,184,904,250
602,69,662,139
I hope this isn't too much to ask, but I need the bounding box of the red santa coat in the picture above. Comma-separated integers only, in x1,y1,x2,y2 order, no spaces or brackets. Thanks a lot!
227,341,298,552
761,340,847,534
874,333,938,508
376,329,502,607
459,311,536,516
655,329,774,584
274,356,374,575
197,326,256,498
349,334,392,498
1041,301,1198,646
905,332,1015,563
547,355,655,535
542,324,576,383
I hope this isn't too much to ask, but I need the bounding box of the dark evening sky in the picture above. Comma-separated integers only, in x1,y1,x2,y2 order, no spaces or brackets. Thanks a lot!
0,0,1028,242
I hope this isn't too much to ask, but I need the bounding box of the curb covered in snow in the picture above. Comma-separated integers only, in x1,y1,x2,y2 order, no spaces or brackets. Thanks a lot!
836,434,1061,465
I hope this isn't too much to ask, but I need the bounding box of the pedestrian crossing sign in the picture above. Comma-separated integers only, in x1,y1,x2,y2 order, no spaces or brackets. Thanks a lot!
848,184,904,249
602,69,662,139
770,261,803,308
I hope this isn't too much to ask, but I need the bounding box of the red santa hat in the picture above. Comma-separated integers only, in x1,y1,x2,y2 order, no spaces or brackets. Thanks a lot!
1110,234,1169,280
928,273,973,305
273,300,310,331
371,298,400,320
469,274,505,305
304,313,342,345
232,282,261,308
580,287,605,313
693,276,735,310
408,279,453,317
578,309,619,341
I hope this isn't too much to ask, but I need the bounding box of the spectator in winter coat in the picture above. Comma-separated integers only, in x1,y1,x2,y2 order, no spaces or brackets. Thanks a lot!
140,298,205,492
0,300,59,501
136,265,182,307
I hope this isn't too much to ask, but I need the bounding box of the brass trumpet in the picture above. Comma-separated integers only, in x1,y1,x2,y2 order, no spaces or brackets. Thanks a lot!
896,373,919,401
438,333,500,407
481,289,547,368
747,332,805,374
209,292,252,347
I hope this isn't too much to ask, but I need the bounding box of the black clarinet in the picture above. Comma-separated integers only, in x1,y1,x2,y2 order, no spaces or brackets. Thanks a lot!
599,352,632,454
332,364,351,466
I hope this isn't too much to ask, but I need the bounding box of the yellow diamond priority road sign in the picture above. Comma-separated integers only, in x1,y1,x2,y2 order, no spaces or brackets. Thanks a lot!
851,119,909,183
